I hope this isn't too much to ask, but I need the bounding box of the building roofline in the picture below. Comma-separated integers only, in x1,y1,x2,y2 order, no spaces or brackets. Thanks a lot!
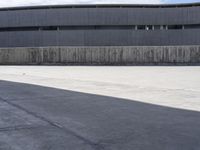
0,3,200,11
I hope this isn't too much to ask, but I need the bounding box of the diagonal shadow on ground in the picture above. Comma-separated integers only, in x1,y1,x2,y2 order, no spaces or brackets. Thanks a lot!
0,80,199,150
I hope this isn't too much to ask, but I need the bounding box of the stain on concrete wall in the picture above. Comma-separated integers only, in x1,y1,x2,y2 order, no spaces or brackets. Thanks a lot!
0,46,199,65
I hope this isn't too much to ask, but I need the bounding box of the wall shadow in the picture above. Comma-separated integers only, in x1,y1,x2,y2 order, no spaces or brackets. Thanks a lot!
0,80,200,150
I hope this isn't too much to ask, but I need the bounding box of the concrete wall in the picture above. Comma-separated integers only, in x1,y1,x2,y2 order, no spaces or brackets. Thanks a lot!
0,46,200,65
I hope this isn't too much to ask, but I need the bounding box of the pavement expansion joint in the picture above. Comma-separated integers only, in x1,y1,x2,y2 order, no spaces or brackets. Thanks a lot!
0,96,59,127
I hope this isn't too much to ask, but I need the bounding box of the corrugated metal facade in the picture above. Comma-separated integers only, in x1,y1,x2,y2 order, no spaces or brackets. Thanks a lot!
0,4,200,47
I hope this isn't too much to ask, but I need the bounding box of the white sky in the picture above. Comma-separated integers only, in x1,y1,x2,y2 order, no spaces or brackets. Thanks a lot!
0,0,164,7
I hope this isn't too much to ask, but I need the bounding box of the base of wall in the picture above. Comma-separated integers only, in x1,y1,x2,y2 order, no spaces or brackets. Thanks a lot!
0,46,200,65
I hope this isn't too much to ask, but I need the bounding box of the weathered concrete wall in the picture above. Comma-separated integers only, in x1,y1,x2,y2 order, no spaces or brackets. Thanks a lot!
0,46,200,65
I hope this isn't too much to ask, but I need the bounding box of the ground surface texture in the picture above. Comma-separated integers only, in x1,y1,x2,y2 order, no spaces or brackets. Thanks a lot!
0,66,199,150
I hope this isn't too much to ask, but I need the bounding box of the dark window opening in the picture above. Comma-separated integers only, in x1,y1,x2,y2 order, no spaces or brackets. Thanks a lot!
154,25,160,30
0,24,199,32
168,25,183,30
0,27,38,32
137,25,145,30
146,25,153,30
184,24,200,29
160,25,168,30
41,26,58,30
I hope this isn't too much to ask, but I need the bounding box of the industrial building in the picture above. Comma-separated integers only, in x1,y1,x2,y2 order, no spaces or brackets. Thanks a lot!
0,3,200,47
0,3,200,64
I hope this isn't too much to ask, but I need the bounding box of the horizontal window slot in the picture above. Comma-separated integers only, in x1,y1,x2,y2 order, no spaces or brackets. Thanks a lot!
0,24,199,32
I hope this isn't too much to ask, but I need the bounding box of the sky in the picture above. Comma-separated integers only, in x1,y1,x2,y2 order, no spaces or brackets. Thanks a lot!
0,0,199,7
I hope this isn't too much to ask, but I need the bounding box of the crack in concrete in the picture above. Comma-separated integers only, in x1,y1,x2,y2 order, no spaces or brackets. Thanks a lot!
0,124,46,132
3,95,70,101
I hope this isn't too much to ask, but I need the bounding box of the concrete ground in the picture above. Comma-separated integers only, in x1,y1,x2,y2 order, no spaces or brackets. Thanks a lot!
0,66,200,150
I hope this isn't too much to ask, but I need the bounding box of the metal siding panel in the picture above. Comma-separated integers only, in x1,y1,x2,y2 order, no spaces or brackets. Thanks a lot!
88,8,105,25
0,6,199,27
137,8,159,25
0,11,9,27
8,32,32,47
157,8,167,25
0,6,199,47
33,31,43,46
187,7,200,24
128,8,161,25
18,10,37,26
127,8,141,25
0,31,49,47
41,31,58,46
0,29,200,47
84,30,111,46
36,9,47,26
84,30,131,46
159,30,167,46
58,8,89,25
88,8,128,25
136,31,147,46
109,30,131,46
187,30,198,44
7,11,19,27
127,7,197,25
3,9,46,27
44,9,60,26
108,8,128,25
0,32,9,47
131,30,139,45
58,30,84,46
180,7,190,24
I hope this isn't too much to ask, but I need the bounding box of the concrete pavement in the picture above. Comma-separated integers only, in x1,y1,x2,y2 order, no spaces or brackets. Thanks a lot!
0,66,200,111
0,66,200,150
0,80,200,150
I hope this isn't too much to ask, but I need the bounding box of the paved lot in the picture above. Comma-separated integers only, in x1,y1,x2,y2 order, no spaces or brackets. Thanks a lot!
0,66,200,111
0,66,200,150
